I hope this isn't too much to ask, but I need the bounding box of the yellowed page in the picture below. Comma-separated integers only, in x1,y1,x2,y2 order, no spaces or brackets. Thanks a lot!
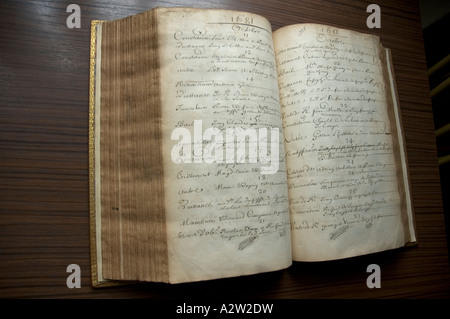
157,8,291,283
273,24,407,261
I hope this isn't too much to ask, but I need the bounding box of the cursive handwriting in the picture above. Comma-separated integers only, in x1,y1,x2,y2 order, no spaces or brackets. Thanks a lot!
274,24,402,257
159,10,291,255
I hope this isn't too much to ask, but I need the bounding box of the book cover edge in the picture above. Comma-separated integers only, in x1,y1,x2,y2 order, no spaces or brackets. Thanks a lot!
89,19,126,288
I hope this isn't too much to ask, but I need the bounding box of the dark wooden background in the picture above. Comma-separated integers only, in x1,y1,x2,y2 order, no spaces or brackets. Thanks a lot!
1,0,449,299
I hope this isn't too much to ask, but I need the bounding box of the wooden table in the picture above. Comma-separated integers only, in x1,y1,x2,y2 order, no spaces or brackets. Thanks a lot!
1,0,449,301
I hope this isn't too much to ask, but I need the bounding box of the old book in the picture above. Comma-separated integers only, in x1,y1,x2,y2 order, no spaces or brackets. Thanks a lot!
88,7,416,287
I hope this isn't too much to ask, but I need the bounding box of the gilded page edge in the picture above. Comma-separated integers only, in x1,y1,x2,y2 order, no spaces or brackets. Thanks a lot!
89,19,129,288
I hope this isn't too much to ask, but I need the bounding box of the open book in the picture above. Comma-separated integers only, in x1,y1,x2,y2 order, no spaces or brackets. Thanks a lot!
89,7,416,286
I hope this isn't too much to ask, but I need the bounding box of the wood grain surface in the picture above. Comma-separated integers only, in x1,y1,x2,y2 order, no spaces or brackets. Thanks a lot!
1,0,449,299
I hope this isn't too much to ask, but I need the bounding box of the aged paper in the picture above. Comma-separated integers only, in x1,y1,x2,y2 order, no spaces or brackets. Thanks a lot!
157,8,292,283
274,24,407,261
90,9,416,285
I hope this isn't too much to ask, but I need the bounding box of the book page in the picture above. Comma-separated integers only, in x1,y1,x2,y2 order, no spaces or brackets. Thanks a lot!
273,24,408,261
157,8,292,283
